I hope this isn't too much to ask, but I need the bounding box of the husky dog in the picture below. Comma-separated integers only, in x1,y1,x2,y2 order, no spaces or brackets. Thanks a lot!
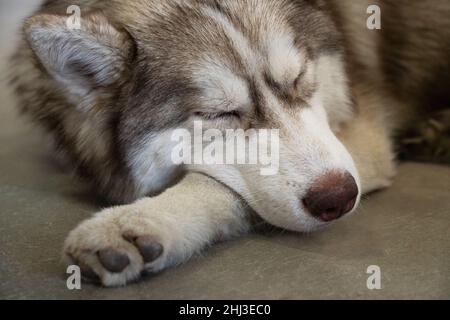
10,0,450,286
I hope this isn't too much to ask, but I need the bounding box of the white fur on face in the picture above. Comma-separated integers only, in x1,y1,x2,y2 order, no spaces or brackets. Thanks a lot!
190,102,360,233
183,56,359,232
266,31,304,86
128,130,182,197
201,4,305,87
193,59,251,113
201,6,259,73
313,55,354,131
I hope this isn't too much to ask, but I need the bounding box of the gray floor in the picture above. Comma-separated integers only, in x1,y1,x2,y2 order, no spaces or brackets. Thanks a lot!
0,1,449,300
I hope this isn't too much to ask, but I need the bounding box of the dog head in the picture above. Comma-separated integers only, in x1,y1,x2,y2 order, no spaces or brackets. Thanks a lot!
25,0,360,232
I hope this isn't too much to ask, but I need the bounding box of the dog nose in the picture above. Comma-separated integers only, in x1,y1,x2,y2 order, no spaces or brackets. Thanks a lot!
303,171,358,222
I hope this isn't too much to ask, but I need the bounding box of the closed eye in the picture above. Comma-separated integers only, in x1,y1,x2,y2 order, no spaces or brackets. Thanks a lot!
194,110,241,120
264,68,305,93
294,69,306,88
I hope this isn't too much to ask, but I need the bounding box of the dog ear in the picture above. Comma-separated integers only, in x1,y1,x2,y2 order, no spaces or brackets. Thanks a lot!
24,12,135,101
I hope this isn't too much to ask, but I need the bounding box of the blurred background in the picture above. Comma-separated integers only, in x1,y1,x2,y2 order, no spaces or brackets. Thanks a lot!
0,0,449,300
0,1,40,132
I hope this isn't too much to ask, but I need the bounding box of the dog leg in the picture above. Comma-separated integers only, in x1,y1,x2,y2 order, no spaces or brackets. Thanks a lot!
64,173,250,287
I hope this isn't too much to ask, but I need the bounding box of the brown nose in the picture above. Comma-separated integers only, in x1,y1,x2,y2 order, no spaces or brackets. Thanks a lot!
303,171,358,222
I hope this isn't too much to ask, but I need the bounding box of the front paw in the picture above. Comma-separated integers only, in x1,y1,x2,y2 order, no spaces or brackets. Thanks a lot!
64,207,169,287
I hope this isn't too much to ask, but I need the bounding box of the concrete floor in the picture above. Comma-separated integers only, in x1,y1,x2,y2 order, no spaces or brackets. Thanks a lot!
0,1,449,299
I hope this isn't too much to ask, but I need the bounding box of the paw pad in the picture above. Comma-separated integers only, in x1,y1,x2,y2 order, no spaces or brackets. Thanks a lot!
98,248,130,273
124,234,164,263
